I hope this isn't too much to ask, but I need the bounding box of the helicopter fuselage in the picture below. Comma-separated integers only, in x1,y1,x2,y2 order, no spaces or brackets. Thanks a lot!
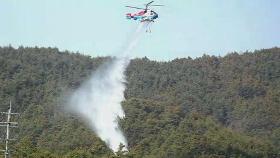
126,10,158,22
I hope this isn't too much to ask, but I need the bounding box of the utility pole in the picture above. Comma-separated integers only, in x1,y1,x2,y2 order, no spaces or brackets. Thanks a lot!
0,101,19,158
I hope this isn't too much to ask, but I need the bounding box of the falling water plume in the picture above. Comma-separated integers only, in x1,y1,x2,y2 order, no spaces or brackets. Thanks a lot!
68,22,147,152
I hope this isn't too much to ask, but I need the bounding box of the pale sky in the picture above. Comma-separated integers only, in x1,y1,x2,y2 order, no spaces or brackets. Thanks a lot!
0,0,279,60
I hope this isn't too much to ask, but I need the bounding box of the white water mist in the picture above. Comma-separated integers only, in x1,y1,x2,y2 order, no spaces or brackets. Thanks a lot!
68,23,147,152
69,57,129,152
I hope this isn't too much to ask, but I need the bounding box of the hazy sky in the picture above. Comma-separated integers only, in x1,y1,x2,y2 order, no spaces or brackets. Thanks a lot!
1,0,279,60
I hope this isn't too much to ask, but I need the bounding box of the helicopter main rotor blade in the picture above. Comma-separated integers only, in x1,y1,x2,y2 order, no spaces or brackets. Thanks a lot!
147,1,154,5
150,5,164,7
126,6,146,10
145,1,154,8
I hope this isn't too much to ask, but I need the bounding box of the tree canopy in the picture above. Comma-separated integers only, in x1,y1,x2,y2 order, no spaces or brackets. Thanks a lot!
0,46,279,157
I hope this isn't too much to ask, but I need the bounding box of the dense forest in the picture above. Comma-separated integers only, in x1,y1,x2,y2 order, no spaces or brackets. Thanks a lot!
0,46,279,158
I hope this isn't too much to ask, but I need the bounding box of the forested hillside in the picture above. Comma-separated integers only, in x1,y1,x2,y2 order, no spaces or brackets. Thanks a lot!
0,46,279,158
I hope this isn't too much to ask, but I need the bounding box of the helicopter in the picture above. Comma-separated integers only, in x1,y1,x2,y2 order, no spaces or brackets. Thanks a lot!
126,1,163,23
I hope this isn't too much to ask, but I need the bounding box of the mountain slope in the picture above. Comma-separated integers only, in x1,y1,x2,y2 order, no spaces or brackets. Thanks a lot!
0,46,279,157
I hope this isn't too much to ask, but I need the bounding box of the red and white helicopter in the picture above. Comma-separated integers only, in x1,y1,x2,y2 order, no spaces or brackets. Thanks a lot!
126,1,163,23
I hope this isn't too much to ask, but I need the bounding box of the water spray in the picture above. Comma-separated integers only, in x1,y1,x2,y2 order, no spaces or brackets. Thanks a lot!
68,23,147,152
